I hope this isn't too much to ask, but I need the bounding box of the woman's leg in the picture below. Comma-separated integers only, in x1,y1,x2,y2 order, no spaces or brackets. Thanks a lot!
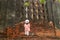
25,30,27,35
26,31,29,36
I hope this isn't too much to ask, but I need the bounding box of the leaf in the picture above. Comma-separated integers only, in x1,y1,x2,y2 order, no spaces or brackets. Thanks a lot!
24,2,30,7
39,0,46,4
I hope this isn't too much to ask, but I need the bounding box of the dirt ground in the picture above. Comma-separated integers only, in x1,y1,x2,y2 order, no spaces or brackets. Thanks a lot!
56,29,60,37
0,28,60,40
0,21,60,40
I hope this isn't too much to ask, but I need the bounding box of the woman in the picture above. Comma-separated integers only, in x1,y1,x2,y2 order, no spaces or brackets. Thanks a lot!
24,19,30,36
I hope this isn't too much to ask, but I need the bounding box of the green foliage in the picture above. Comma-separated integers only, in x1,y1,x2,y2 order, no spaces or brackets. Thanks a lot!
58,0,60,2
39,0,46,4
24,1,30,7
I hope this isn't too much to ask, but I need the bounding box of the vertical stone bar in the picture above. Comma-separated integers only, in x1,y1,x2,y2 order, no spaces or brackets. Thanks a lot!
34,1,39,20
30,1,33,20
26,7,28,18
24,1,30,19
31,9,33,19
